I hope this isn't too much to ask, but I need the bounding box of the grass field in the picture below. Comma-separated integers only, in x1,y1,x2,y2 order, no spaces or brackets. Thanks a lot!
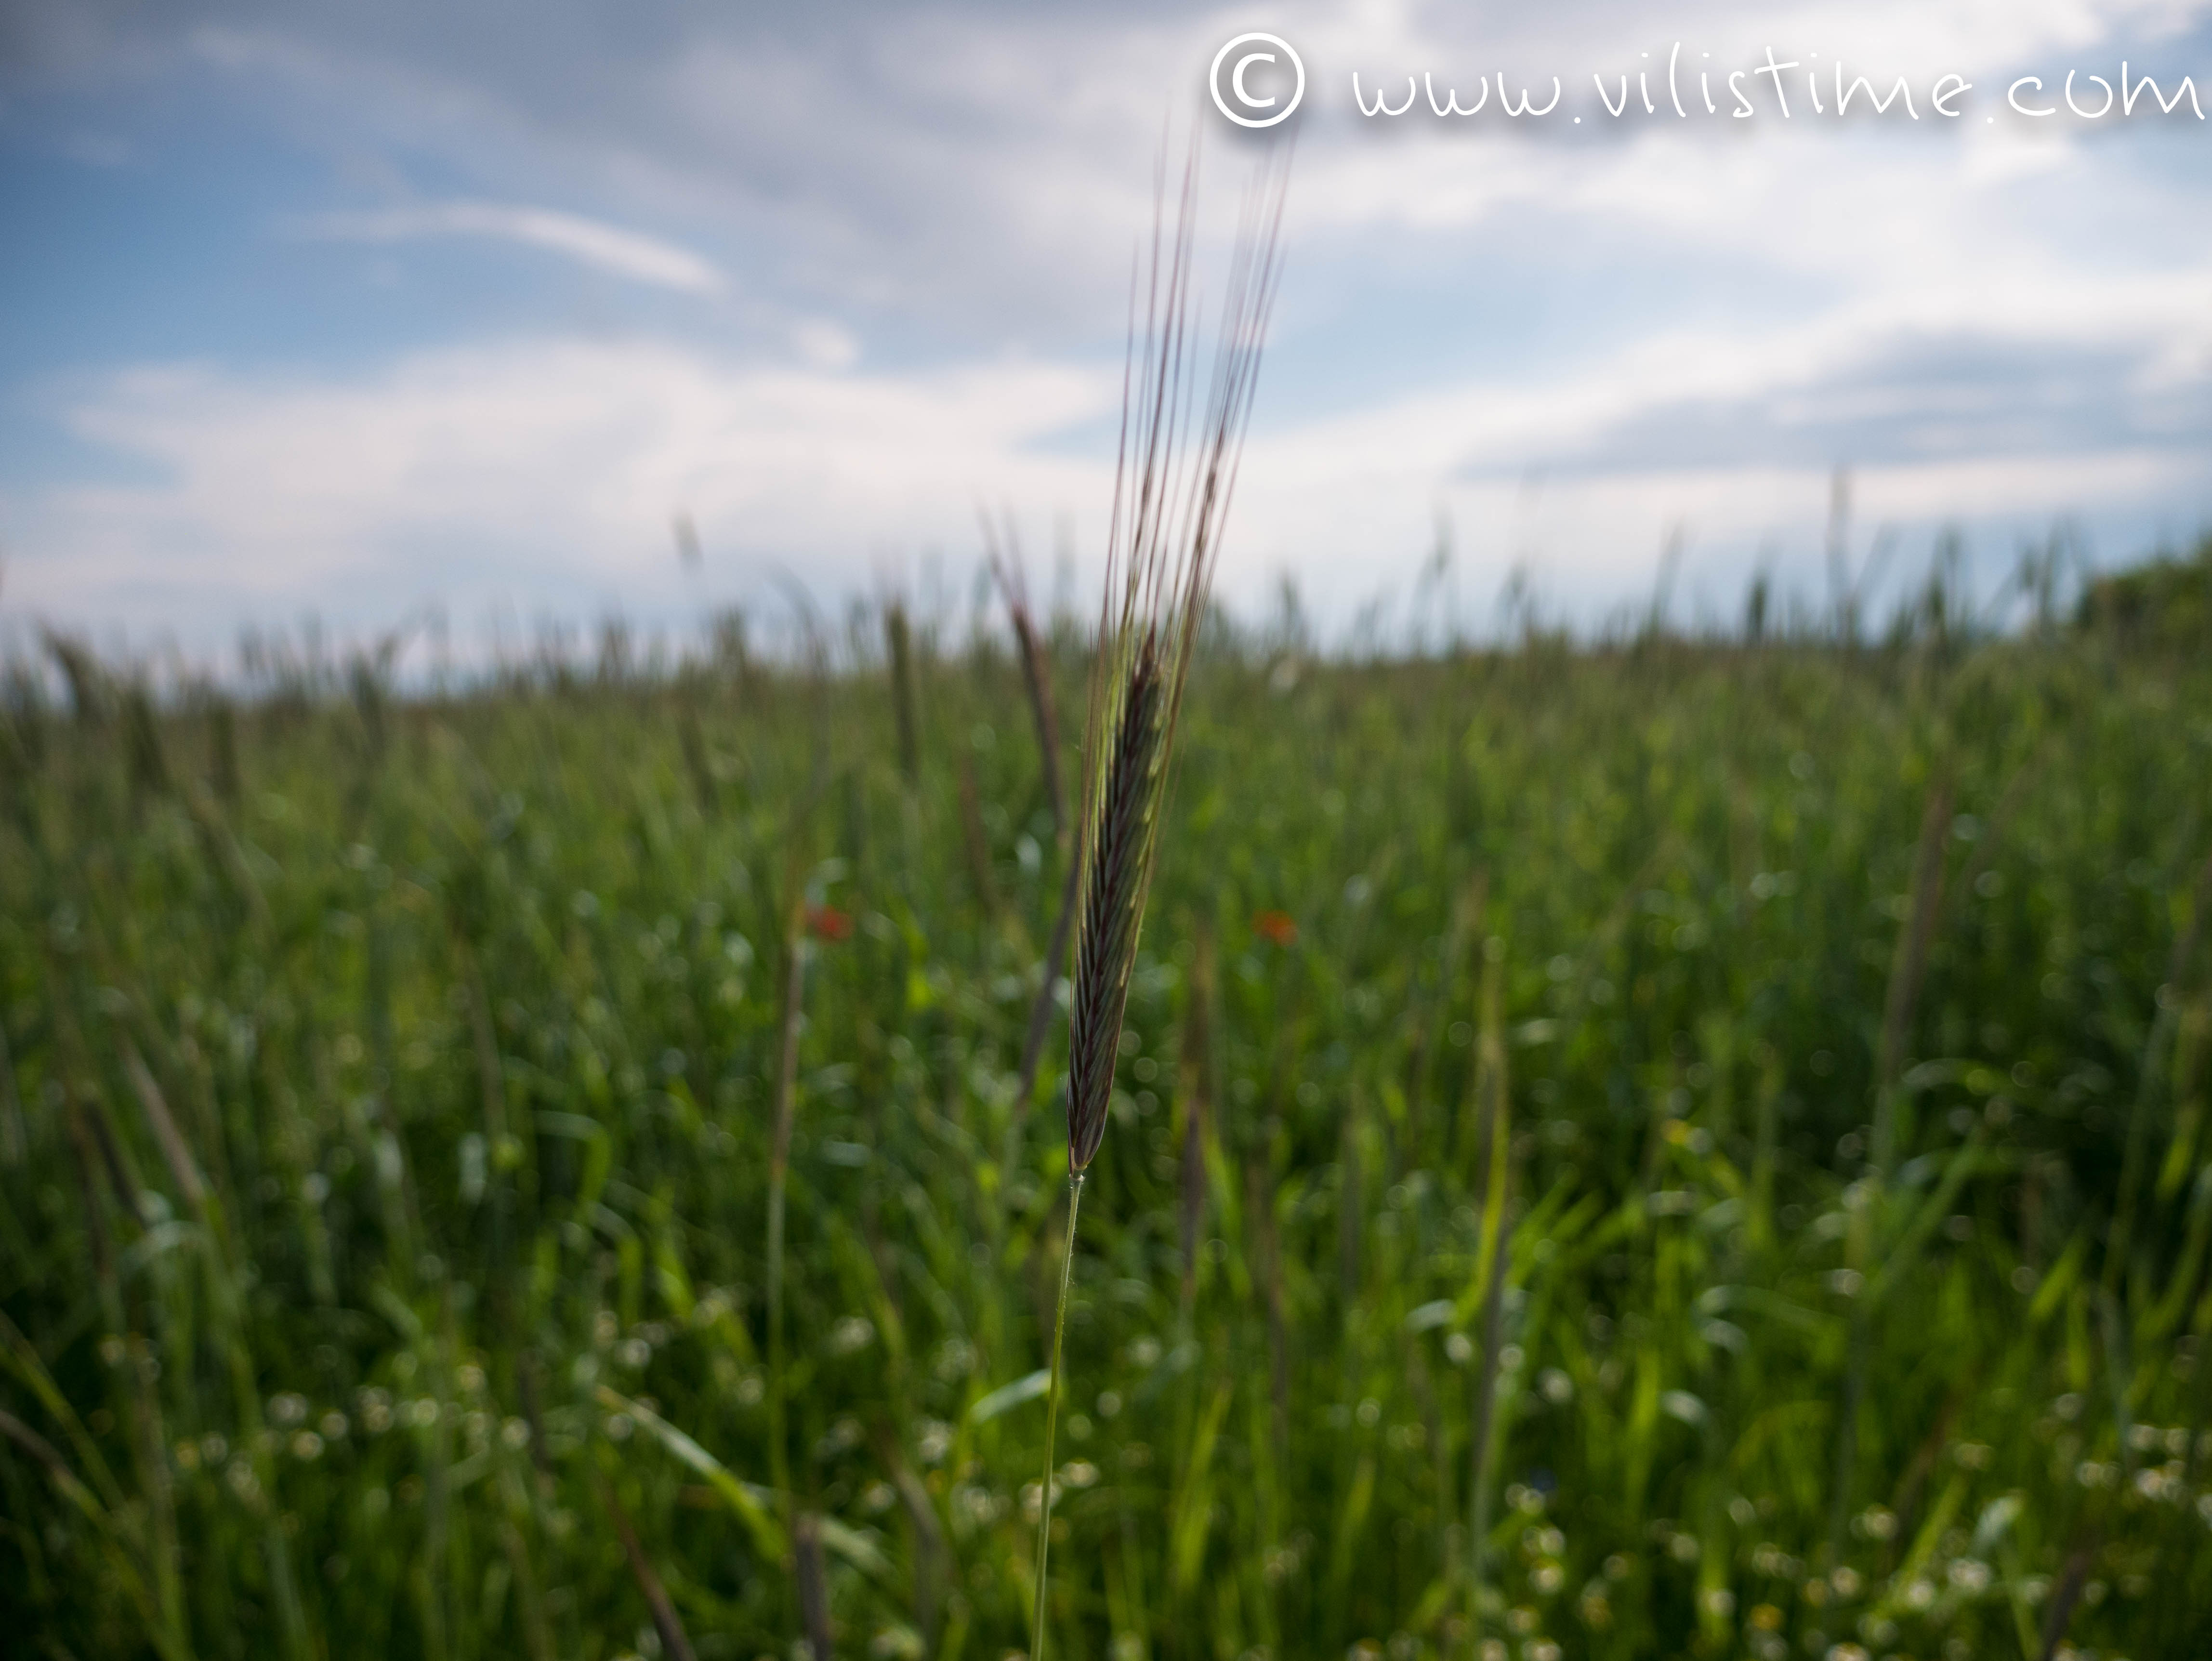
4,554,2212,1661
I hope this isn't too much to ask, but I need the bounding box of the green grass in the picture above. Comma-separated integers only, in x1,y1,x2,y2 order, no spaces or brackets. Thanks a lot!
3,589,2211,1660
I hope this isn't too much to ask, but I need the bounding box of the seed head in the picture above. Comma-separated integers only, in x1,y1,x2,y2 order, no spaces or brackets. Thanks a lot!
1065,144,1288,1171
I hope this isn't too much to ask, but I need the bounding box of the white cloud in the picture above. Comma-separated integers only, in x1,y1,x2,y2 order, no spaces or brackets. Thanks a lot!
299,200,725,294
1,339,1116,646
7,261,2204,654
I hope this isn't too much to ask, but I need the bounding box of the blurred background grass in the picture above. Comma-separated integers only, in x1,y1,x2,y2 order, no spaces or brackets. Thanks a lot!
3,537,2212,1660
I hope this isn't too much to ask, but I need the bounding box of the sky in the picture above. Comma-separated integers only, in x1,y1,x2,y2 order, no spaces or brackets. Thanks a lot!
1,1,2209,660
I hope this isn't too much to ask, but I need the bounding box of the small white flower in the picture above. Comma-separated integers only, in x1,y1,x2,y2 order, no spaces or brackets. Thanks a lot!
1948,1558,1992,1593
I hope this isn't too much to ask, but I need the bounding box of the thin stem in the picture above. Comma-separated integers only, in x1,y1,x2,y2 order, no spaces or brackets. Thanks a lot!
1834,776,1953,1567
1016,846,1084,1117
1465,1208,1512,1652
1464,944,1511,1652
1031,1171,1086,1661
767,913,807,1615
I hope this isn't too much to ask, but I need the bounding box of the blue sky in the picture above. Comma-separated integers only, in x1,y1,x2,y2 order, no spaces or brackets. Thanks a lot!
2,1,2209,657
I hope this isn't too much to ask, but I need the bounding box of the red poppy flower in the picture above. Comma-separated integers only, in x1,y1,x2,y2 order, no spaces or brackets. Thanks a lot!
1252,909,1298,947
805,904,853,941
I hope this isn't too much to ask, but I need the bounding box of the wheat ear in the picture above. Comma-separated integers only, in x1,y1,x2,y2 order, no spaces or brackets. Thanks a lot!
1031,137,1288,1661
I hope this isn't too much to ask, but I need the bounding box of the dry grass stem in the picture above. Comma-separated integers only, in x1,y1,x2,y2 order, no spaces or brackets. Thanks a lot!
600,1476,699,1661
796,1511,834,1661
985,521,1066,844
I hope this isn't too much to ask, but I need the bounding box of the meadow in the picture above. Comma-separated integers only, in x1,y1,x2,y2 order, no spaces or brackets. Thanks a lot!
3,550,2211,1661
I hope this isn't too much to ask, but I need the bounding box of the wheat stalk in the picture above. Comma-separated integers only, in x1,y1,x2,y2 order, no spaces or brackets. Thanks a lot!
1031,138,1288,1661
